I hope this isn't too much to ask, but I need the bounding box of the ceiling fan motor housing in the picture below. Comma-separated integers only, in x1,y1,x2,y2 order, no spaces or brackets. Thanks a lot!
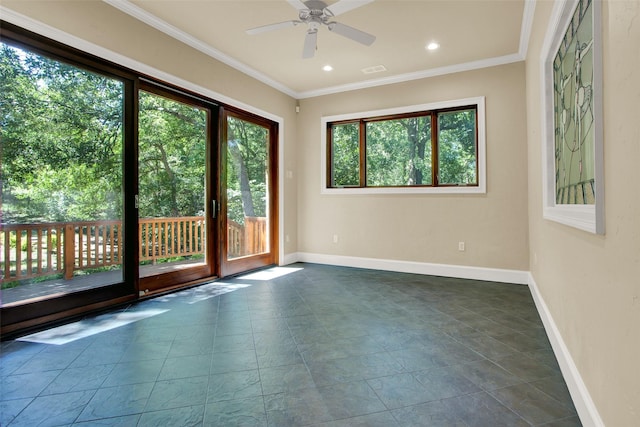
300,1,332,24
305,1,331,15
246,0,376,58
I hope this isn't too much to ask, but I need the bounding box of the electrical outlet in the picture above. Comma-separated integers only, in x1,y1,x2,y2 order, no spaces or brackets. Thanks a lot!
333,234,339,243
285,234,290,243
458,241,465,251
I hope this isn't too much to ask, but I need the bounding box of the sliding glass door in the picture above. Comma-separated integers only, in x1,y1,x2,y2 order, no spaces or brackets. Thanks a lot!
0,43,126,302
137,84,217,293
1,23,278,335
221,110,278,276
0,35,136,330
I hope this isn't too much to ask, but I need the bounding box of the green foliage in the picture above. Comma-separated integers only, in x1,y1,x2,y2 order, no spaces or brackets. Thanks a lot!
2,231,58,252
13,164,121,221
437,110,477,184
138,91,207,218
366,116,432,186
329,109,476,187
226,117,269,224
1,43,241,225
331,123,360,187
1,43,123,223
5,233,16,249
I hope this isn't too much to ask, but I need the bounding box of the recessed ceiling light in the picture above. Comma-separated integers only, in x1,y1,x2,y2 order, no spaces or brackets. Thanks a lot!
426,42,440,51
322,65,333,71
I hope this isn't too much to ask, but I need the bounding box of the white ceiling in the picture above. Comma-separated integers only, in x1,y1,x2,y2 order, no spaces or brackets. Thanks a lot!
105,0,534,99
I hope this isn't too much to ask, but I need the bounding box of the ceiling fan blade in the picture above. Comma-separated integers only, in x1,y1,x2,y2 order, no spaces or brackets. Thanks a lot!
302,29,318,58
246,20,300,35
325,0,374,17
327,22,376,46
287,0,308,11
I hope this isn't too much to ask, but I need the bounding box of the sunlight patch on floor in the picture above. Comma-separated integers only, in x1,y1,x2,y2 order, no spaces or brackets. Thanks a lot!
17,309,168,345
14,270,284,345
186,282,251,304
237,267,303,281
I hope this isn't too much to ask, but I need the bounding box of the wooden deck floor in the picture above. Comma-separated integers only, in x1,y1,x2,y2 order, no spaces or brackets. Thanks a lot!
0,260,205,306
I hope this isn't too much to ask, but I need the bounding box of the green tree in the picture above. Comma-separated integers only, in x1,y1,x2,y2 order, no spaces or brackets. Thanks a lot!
405,117,432,185
1,43,123,222
331,122,359,187
138,91,207,218
437,110,476,184
365,116,431,186
329,110,475,188
227,117,268,224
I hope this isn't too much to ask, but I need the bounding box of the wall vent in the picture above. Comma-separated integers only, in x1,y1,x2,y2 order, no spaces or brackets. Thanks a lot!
361,65,387,74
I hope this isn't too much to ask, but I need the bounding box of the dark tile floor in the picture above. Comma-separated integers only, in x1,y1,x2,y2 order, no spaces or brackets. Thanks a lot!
0,263,581,426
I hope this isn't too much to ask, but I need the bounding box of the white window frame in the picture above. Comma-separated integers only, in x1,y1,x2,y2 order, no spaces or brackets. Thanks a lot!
540,0,604,234
320,97,486,195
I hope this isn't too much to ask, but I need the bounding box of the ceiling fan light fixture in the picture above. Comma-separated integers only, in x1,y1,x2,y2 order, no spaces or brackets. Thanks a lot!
426,42,440,51
247,0,377,58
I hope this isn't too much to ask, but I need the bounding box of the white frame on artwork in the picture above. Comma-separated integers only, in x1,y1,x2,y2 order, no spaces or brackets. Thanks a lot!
540,0,604,234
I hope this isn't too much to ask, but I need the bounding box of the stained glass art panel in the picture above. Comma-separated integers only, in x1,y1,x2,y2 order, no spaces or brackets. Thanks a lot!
553,0,595,205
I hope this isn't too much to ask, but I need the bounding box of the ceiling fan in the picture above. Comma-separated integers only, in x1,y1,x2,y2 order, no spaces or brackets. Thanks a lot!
246,0,376,58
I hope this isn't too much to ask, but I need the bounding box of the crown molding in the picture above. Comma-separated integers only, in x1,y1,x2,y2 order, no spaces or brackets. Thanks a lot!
103,0,299,99
103,0,536,99
297,0,536,99
6,0,537,100
519,0,537,58
296,53,524,99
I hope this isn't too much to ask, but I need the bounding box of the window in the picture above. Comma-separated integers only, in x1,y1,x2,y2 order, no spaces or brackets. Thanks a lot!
365,114,434,187
322,98,485,194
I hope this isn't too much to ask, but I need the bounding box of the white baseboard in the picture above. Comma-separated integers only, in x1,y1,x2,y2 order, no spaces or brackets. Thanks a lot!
528,273,604,427
280,252,300,266
283,252,529,284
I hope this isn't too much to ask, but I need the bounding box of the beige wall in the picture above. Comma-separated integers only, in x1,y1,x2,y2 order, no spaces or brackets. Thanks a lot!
526,1,640,425
2,0,300,258
296,63,530,271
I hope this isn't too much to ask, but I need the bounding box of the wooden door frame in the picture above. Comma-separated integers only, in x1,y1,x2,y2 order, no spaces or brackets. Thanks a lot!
0,23,139,336
219,108,279,277
0,22,280,337
137,81,220,294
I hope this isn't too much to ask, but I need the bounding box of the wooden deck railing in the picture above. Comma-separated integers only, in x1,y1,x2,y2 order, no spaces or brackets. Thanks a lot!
0,220,123,284
227,216,268,259
138,216,205,263
1,216,266,284
2,222,66,284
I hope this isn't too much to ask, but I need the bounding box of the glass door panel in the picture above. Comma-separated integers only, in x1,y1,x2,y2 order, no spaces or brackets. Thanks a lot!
222,112,277,276
1,42,125,307
137,88,213,291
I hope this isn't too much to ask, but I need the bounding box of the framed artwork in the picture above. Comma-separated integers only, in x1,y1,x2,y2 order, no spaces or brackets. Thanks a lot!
541,0,604,234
